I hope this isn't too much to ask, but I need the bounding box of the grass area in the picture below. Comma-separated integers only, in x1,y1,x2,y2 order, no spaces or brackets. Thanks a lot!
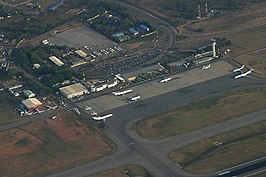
235,49,266,76
134,88,266,140
88,165,154,177
0,91,21,125
0,112,113,177
225,24,266,76
169,120,266,173
252,171,266,177
227,24,266,55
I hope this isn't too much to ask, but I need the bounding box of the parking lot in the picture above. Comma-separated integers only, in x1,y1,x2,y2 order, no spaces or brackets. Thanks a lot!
97,48,161,72
77,60,233,114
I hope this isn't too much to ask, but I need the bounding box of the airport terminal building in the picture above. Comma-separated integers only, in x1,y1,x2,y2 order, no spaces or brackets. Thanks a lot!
59,83,88,99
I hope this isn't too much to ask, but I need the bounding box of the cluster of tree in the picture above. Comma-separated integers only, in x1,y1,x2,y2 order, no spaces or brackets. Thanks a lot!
12,45,77,89
81,0,152,40
157,0,266,19
0,15,55,39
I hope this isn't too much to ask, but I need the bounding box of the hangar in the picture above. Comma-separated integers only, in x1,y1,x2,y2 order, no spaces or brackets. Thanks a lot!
49,56,64,66
22,98,43,112
75,50,88,58
59,83,88,99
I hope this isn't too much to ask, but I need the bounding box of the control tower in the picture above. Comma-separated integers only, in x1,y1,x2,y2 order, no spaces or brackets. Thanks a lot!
211,39,216,58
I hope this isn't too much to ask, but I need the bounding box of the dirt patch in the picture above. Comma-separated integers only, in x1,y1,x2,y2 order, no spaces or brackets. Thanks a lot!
0,112,113,177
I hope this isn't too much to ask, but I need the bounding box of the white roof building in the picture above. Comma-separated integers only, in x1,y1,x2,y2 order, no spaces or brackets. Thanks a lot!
75,50,87,58
49,56,64,66
22,98,43,111
59,83,88,99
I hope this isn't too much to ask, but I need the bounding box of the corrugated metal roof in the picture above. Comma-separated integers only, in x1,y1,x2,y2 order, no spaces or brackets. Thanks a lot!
75,50,87,58
59,83,88,96
22,98,42,108
49,56,64,66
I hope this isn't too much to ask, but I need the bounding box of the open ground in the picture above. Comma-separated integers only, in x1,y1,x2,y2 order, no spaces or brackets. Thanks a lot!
0,112,113,177
169,120,266,173
48,24,117,49
135,88,266,139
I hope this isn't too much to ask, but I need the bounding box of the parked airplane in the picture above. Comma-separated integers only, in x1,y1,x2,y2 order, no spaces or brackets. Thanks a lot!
73,108,81,115
234,69,253,79
233,65,245,72
160,77,172,83
92,113,113,121
128,95,141,102
201,64,211,70
90,111,97,115
112,89,133,96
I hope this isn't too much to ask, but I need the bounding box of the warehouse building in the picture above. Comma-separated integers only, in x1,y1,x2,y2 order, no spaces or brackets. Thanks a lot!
22,98,43,112
47,1,63,11
129,28,139,35
112,32,124,38
49,56,64,66
59,83,88,99
140,24,150,31
75,50,88,58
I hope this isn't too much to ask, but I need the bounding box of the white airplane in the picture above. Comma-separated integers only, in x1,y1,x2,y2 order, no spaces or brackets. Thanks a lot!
201,64,211,70
128,95,141,102
233,65,245,72
92,113,113,121
158,62,165,70
160,77,172,83
90,111,98,116
234,69,253,79
51,115,57,120
73,108,81,115
112,89,133,96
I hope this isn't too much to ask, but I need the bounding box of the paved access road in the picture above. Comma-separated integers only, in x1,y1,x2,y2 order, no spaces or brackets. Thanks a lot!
47,74,266,177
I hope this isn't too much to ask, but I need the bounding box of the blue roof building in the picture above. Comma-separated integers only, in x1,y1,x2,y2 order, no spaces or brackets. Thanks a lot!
129,28,139,35
48,1,64,11
140,24,150,31
112,32,124,38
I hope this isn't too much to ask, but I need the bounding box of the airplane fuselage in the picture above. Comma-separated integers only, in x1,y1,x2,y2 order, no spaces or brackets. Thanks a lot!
233,65,245,72
160,77,172,83
112,89,133,96
92,113,113,120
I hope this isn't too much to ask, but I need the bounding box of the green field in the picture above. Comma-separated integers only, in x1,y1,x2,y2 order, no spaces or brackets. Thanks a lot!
134,88,266,139
169,120,266,173
88,165,154,177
